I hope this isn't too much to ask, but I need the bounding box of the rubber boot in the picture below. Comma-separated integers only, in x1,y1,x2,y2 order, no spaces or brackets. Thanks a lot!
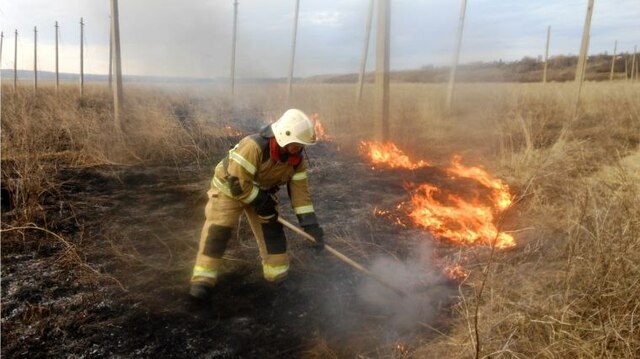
189,282,214,302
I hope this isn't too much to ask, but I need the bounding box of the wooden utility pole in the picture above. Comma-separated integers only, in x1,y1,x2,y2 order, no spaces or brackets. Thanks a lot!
575,0,594,82
14,30,18,90
374,0,390,141
446,0,467,111
33,26,38,93
55,21,60,91
0,32,3,86
625,58,629,80
609,40,617,81
230,0,239,96
0,32,4,68
0,31,3,88
287,0,300,104
80,17,84,96
632,46,637,83
108,17,112,90
111,0,124,129
573,0,594,118
543,25,551,84
356,0,374,103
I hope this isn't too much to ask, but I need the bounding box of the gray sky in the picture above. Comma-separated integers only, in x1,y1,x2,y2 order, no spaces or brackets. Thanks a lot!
0,0,638,78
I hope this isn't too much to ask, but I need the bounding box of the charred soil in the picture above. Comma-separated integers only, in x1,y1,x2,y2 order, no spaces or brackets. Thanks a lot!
2,142,459,358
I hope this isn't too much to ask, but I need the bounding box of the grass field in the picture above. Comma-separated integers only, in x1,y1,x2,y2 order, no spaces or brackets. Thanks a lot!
2,81,639,357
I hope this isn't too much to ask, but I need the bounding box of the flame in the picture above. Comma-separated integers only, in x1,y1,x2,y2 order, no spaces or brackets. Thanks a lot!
311,113,330,141
443,264,469,281
447,155,513,210
360,141,515,249
394,341,410,356
223,125,243,136
373,206,407,227
359,141,429,169
408,184,514,248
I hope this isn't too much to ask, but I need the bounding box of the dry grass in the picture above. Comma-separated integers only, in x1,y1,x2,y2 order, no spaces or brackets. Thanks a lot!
1,84,232,222
2,80,639,357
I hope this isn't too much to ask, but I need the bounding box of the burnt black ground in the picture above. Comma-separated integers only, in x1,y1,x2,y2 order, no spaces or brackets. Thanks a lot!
1,141,459,358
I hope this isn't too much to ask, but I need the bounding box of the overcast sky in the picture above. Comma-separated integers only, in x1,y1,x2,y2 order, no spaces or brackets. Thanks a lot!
0,0,638,78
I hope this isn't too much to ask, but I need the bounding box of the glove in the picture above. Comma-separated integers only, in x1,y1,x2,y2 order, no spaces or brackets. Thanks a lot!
303,224,324,251
252,190,278,222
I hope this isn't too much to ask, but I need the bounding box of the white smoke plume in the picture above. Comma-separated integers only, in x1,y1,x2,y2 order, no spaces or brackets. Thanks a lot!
357,242,453,332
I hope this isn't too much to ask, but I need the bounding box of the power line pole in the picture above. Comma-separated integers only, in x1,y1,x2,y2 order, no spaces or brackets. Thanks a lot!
573,0,594,119
230,0,239,96
609,40,617,81
0,32,4,68
14,29,18,90
356,0,374,103
287,0,300,104
111,0,124,129
575,0,594,83
543,25,551,84
625,57,628,80
34,26,38,94
634,46,640,81
109,16,113,91
80,17,84,96
374,0,390,141
55,21,60,91
446,0,467,111
632,45,637,83
0,31,3,86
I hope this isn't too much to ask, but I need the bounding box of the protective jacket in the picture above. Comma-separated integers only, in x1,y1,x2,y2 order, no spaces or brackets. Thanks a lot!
212,125,318,226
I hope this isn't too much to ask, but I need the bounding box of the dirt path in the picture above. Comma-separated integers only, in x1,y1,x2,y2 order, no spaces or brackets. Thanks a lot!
1,142,455,358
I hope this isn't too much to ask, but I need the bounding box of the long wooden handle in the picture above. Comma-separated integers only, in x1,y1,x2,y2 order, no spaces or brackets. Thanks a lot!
278,217,407,297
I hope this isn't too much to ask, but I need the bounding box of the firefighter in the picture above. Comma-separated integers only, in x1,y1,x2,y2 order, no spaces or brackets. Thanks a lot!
189,109,325,301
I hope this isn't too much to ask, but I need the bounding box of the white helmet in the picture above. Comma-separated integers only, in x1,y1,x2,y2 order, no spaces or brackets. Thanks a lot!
271,109,317,147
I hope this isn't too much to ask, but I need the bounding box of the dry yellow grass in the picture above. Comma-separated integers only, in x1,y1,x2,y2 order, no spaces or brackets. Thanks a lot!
2,80,639,357
1,84,232,221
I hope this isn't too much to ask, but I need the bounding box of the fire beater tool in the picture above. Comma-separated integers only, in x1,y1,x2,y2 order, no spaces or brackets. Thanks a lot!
278,217,408,297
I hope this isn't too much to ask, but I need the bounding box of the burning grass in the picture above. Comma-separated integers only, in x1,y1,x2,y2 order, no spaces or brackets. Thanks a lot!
359,142,515,249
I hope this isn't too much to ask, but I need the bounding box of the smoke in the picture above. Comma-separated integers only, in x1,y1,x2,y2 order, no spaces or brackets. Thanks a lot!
357,242,453,332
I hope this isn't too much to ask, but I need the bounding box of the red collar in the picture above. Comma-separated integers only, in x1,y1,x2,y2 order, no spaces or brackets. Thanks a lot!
269,138,302,166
